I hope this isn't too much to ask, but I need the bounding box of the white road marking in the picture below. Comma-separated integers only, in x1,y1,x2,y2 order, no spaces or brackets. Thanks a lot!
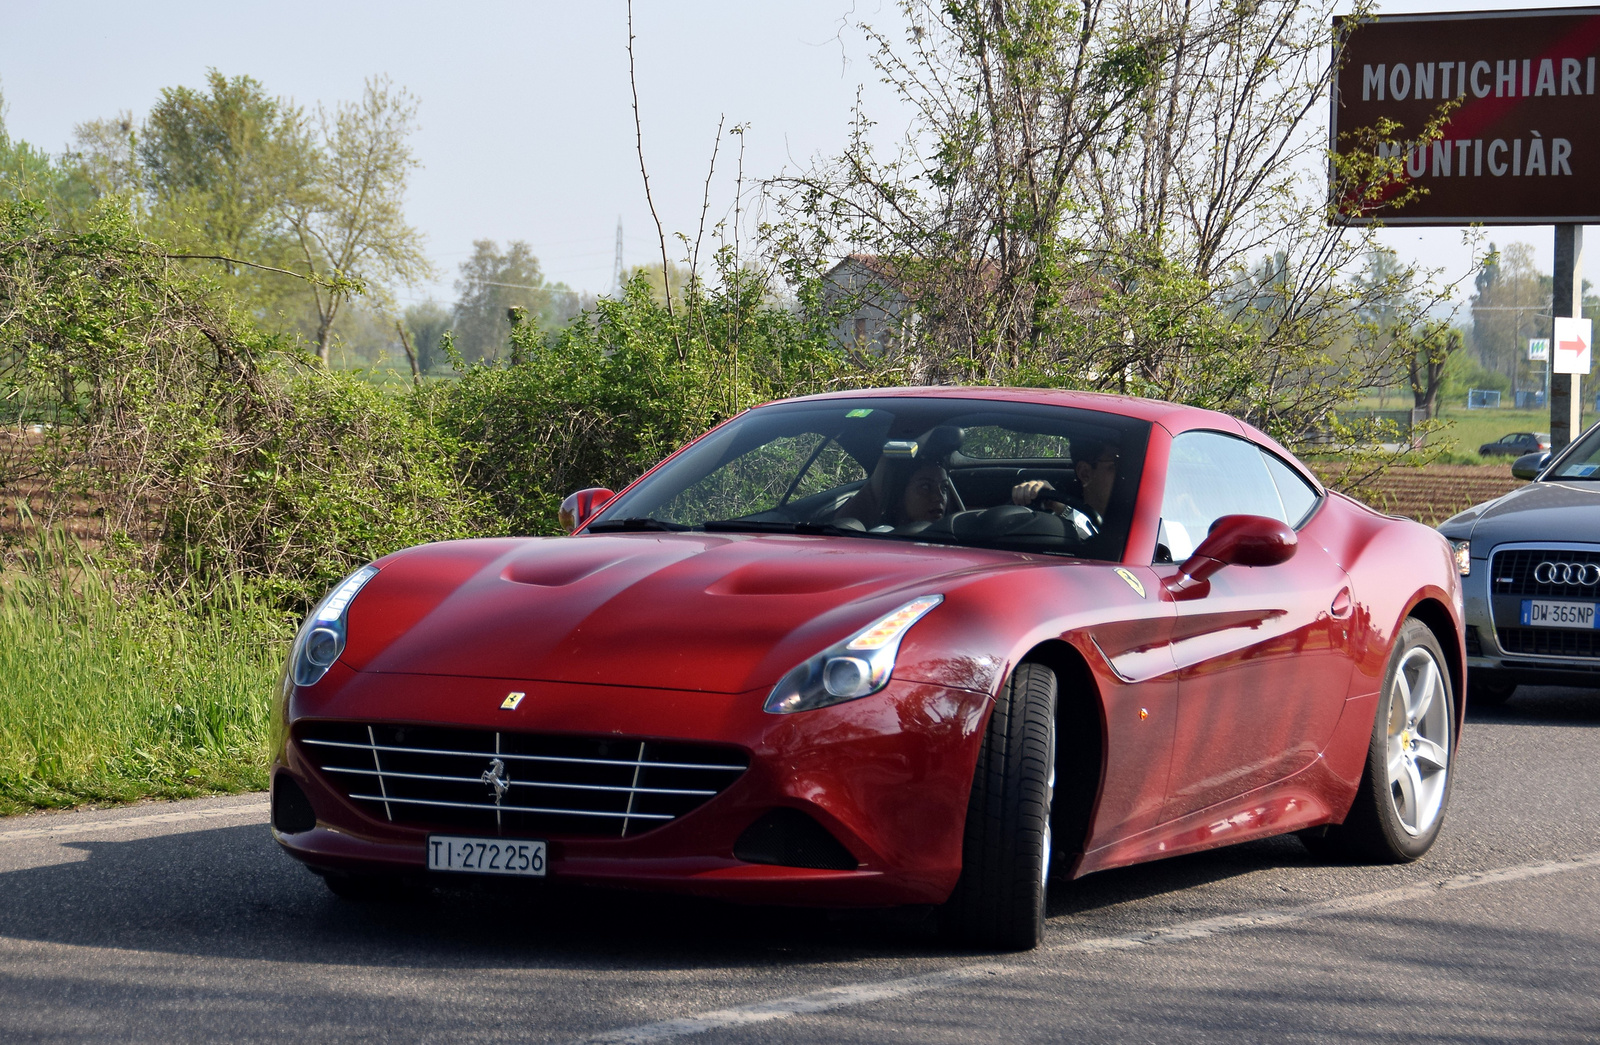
0,800,269,844
575,850,1600,1044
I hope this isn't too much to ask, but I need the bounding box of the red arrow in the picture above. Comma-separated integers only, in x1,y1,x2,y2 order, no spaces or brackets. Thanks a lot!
1558,337,1588,355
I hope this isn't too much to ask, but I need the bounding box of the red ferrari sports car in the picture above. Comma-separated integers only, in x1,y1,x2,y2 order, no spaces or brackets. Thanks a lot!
271,388,1464,949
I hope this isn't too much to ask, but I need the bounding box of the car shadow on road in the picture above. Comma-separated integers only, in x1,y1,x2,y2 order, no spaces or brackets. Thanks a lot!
0,819,1325,971
1466,684,1600,727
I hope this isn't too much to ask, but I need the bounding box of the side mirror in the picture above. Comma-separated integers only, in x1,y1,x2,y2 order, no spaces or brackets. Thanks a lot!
1165,514,1297,599
1511,451,1549,480
558,487,615,532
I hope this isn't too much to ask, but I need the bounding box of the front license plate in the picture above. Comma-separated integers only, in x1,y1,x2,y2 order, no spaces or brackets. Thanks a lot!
1520,599,1599,629
427,835,546,877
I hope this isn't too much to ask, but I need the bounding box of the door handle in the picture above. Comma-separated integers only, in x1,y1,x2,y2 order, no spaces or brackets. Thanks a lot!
1330,586,1353,619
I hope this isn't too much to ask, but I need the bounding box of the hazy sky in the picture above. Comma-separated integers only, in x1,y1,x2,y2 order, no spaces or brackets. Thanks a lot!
2,0,1593,314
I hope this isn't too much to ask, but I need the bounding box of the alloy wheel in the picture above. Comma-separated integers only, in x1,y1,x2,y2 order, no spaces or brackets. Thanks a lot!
1384,645,1451,836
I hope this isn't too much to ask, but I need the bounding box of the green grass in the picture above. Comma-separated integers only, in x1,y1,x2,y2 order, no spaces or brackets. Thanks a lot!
0,536,291,816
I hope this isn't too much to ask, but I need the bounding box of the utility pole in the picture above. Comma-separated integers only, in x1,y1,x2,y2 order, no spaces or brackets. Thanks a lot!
1551,225,1583,452
612,217,624,296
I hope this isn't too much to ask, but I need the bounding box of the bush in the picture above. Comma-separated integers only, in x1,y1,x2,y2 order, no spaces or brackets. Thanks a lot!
430,271,857,535
0,199,489,606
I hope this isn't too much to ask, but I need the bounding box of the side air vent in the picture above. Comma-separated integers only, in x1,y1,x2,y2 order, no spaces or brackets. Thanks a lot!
272,772,318,834
734,808,858,870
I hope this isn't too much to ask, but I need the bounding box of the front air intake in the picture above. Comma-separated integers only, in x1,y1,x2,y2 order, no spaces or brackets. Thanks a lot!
271,772,318,834
298,722,747,838
734,808,859,870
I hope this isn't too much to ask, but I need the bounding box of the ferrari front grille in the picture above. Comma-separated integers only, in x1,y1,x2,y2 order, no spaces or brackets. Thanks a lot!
1490,547,1600,598
298,722,747,837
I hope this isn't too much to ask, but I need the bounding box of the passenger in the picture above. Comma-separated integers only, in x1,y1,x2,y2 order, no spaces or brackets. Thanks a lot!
896,461,950,525
836,458,951,529
1011,438,1119,527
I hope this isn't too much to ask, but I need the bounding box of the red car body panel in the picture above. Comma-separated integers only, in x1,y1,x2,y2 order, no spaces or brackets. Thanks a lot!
272,388,1464,905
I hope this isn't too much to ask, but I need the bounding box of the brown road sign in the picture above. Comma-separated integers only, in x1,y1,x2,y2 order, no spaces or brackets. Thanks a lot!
1333,7,1600,224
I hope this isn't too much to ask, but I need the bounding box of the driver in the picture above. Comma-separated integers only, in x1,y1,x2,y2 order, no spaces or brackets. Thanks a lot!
1010,437,1119,527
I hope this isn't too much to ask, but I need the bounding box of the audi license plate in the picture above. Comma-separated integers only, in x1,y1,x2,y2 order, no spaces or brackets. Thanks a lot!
427,835,546,877
1521,599,1599,629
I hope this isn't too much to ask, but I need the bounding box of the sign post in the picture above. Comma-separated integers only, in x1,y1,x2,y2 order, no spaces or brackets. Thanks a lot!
1332,8,1600,449
1552,229,1588,447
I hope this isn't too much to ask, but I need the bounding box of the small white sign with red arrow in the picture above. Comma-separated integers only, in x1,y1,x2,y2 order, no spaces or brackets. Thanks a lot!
1553,317,1592,375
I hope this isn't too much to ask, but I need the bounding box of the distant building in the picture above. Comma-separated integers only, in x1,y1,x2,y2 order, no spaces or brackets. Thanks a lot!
823,255,914,355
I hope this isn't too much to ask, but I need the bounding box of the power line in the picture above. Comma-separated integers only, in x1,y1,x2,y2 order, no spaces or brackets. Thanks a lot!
480,280,579,293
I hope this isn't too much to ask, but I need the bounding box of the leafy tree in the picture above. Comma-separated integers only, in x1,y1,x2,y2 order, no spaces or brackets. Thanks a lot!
1403,322,1462,419
1469,242,1547,398
622,260,692,307
450,239,577,362
138,71,313,271
403,300,452,373
768,0,1460,451
66,112,141,201
280,76,433,363
1,89,75,205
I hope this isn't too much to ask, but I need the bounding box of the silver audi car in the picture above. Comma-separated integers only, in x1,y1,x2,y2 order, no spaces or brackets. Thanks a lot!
1438,422,1600,705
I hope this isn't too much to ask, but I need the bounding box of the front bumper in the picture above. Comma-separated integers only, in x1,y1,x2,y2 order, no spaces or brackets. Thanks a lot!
272,667,994,907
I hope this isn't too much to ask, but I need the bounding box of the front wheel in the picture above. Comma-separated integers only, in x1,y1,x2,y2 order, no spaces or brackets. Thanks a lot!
1318,619,1455,862
941,661,1057,950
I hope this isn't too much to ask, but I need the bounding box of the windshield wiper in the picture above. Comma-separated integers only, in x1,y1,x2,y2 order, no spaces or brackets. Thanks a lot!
586,517,691,532
702,518,866,536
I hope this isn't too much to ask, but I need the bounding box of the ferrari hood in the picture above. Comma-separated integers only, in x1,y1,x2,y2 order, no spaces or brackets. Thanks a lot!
1453,480,1600,546
342,534,1019,693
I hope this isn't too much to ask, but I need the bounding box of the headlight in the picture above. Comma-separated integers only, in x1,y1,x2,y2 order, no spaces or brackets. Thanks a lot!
1449,539,1471,576
290,565,380,687
764,595,943,714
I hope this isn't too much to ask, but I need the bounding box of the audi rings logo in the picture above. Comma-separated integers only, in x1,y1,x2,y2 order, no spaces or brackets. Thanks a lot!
1533,561,1600,586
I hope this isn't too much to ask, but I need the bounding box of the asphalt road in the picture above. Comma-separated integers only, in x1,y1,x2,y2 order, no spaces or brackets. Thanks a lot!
2,687,1597,1044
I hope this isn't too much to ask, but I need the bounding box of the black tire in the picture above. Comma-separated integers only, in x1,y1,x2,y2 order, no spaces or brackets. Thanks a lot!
941,661,1057,951
1316,619,1455,863
1468,677,1517,708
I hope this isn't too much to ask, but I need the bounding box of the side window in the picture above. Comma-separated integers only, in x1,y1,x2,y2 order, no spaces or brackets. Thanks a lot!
1261,450,1320,528
1157,431,1286,561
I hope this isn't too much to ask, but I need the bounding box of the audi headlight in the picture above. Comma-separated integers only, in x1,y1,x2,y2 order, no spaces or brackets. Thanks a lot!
765,595,943,714
290,565,380,687
1449,539,1471,576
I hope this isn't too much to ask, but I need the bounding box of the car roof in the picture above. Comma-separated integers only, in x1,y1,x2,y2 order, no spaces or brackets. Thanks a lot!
762,385,1246,434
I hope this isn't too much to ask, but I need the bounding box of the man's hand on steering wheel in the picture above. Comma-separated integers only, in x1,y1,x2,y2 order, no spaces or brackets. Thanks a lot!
1011,480,1066,514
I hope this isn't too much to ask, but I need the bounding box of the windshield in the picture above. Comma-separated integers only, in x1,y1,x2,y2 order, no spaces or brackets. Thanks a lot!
1548,426,1600,480
590,397,1152,561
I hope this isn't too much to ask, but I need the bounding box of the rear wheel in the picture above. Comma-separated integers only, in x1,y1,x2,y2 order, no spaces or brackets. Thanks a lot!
1316,619,1454,862
941,661,1056,951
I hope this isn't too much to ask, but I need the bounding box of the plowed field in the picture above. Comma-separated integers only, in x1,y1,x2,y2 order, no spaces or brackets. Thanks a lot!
1312,463,1525,526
